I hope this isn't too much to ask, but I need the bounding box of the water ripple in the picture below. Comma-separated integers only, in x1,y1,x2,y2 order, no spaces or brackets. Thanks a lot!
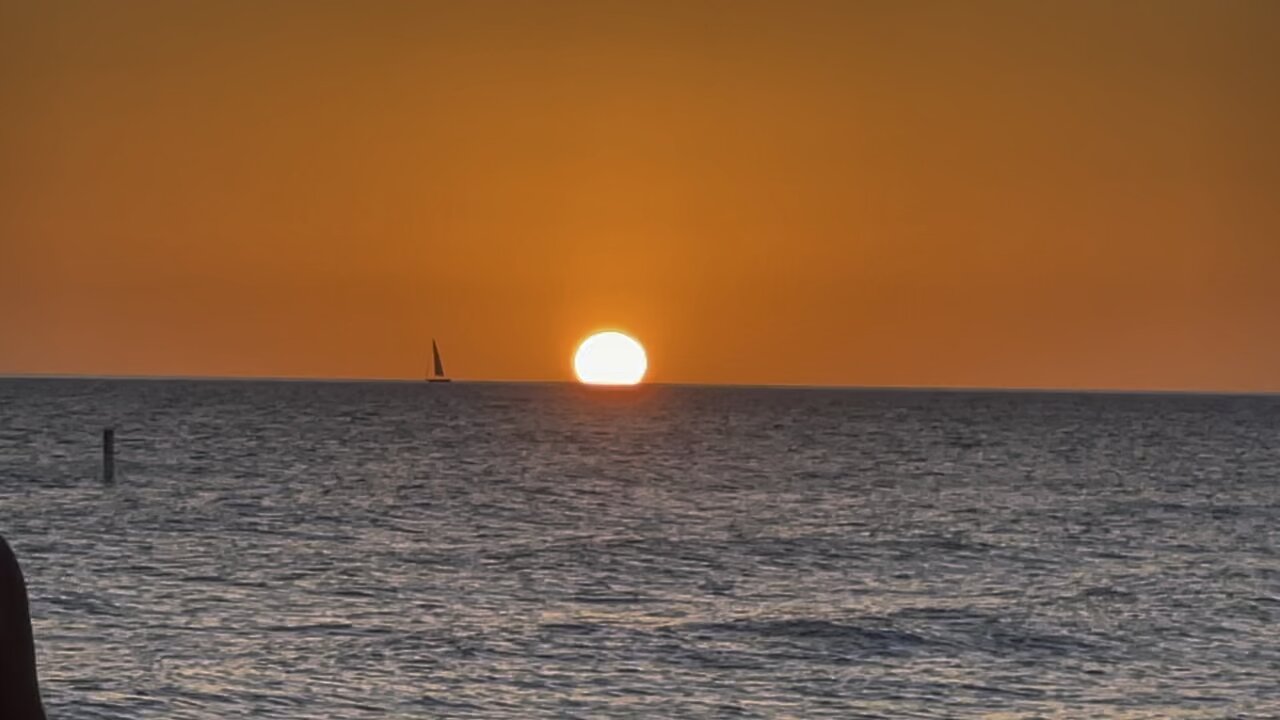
1,379,1278,718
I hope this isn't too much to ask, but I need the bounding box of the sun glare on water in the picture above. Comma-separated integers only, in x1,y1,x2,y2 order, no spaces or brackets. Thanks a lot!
574,332,647,386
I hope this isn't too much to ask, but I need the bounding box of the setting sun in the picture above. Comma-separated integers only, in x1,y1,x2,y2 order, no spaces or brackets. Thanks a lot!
574,332,647,386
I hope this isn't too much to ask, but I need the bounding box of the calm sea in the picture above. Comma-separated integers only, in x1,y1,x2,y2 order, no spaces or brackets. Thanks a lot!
1,379,1278,718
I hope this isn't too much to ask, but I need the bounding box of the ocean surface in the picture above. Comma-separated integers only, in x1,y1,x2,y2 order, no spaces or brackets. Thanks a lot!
1,378,1278,719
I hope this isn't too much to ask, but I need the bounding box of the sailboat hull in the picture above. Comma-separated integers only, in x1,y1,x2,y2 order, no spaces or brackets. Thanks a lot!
427,378,452,383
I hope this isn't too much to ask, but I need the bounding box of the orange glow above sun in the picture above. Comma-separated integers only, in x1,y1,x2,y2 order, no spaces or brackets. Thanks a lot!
574,332,647,386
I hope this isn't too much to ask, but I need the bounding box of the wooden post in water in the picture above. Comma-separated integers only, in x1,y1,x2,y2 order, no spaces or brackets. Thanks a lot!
102,428,115,483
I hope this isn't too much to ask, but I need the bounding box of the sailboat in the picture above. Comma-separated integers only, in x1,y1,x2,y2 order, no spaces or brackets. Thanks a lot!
427,339,452,383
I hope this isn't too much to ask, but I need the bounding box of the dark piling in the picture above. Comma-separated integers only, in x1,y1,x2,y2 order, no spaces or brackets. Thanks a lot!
103,428,115,483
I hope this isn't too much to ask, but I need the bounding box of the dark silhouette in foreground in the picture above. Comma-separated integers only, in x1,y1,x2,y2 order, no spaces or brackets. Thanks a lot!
1,535,47,720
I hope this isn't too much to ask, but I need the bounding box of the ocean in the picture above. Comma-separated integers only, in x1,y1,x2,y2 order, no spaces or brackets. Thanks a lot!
1,378,1278,718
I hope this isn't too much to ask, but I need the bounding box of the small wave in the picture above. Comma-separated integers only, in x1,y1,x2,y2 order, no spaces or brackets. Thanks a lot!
679,618,928,647
1077,585,1138,601
260,621,357,634
539,622,604,635
570,593,660,605
889,606,1000,623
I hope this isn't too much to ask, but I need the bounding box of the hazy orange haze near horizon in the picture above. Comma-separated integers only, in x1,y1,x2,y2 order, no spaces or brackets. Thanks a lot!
2,1,1278,390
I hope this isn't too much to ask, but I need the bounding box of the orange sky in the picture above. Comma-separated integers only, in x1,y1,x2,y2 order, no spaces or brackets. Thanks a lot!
2,1,1278,391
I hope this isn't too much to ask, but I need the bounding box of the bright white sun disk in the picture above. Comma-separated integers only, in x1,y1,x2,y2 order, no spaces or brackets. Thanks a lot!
574,332,647,385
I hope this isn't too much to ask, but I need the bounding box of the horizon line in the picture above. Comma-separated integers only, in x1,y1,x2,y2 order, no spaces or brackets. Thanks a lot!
1,372,1277,398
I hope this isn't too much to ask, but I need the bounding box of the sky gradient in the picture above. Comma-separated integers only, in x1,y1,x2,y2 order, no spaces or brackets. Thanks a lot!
3,1,1278,390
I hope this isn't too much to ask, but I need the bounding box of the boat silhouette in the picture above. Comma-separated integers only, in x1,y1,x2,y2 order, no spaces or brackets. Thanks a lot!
427,339,451,383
